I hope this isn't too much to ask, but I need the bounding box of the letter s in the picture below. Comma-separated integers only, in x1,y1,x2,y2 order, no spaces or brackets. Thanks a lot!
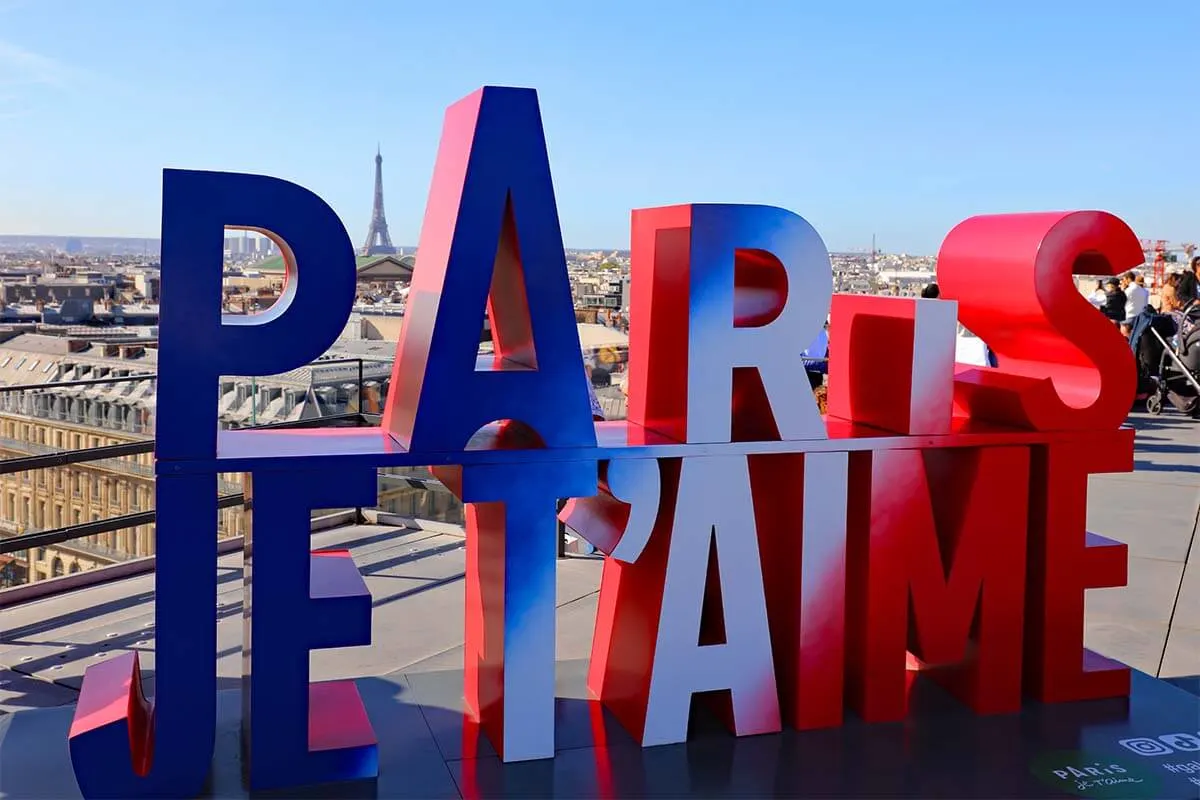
936,211,1141,431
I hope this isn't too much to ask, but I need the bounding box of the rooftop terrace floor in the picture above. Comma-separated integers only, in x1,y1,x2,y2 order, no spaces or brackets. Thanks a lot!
0,411,1197,797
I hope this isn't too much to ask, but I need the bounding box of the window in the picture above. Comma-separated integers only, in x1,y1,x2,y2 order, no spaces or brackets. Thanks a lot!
13,358,25,370
27,359,37,371
36,547,45,561
73,509,81,525
69,563,80,574
43,363,54,373
0,357,9,368
51,558,63,577
109,481,118,504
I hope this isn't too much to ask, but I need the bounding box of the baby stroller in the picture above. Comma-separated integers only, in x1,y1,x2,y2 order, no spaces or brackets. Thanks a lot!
1130,309,1200,416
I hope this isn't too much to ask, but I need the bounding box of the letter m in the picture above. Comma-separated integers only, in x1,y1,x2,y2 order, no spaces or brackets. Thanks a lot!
845,446,1030,721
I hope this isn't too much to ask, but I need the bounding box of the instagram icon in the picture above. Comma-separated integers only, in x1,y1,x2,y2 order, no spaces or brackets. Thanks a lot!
1119,738,1174,757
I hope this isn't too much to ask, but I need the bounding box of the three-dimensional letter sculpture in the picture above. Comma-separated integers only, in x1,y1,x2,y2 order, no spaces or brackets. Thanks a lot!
67,85,1141,798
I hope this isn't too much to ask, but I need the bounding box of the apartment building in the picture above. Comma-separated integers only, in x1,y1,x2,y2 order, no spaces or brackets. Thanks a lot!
0,330,394,586
0,409,245,585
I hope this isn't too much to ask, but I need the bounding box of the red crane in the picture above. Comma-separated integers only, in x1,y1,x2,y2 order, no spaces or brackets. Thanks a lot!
1139,239,1170,288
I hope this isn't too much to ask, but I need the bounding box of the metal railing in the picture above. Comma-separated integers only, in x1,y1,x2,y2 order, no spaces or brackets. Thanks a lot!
0,345,632,590
0,412,379,563
0,494,247,556
0,357,383,433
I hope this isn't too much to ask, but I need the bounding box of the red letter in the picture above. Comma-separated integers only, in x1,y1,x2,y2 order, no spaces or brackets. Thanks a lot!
846,446,1030,722
627,204,831,444
1024,433,1133,702
751,451,850,730
827,295,958,435
936,211,1141,431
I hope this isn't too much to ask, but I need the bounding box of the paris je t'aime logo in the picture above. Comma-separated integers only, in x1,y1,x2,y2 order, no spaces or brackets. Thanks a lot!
1029,751,1160,799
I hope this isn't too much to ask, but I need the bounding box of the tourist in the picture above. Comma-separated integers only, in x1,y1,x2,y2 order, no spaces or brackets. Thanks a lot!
1101,278,1126,325
1168,272,1199,347
1087,279,1106,307
920,283,940,299
1120,271,1149,335
1192,257,1200,298
586,364,606,421
802,325,829,390
1163,272,1200,418
1161,273,1182,313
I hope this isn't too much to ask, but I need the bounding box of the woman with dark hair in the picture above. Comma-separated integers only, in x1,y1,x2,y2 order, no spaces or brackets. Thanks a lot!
1101,278,1126,325
1163,272,1200,418
920,283,940,299
1169,272,1199,346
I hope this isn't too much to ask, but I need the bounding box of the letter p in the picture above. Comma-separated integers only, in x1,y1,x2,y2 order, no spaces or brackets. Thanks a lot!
156,170,357,460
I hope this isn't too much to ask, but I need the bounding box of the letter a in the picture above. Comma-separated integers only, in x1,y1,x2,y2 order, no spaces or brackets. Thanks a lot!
590,456,781,747
383,86,596,453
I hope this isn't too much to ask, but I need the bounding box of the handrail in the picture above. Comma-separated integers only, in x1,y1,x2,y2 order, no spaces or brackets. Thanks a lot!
0,412,372,476
0,357,378,395
0,412,381,561
0,493,246,555
0,440,152,475
0,373,156,393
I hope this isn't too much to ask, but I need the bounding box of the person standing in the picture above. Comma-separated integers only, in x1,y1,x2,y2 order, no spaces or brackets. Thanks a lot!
585,365,606,421
1121,271,1149,334
802,325,829,390
1101,278,1126,325
1161,272,1183,313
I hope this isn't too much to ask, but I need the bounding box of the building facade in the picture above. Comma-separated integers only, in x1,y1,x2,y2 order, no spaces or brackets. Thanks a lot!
0,330,392,587
0,409,246,584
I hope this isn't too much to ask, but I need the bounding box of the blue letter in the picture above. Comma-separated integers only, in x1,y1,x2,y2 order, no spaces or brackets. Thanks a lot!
383,87,596,453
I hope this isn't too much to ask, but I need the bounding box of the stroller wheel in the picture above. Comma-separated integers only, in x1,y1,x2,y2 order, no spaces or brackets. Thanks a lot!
1146,393,1163,415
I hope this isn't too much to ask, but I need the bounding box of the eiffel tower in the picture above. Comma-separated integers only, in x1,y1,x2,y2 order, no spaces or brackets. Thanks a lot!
362,145,397,255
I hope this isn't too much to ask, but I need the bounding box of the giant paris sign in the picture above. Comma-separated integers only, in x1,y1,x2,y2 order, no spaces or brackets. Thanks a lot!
66,86,1142,797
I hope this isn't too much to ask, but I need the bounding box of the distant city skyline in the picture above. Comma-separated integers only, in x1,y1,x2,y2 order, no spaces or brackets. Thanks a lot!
0,233,904,258
0,2,1196,254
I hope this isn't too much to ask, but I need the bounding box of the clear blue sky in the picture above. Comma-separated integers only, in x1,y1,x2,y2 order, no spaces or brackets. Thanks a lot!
0,0,1196,254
